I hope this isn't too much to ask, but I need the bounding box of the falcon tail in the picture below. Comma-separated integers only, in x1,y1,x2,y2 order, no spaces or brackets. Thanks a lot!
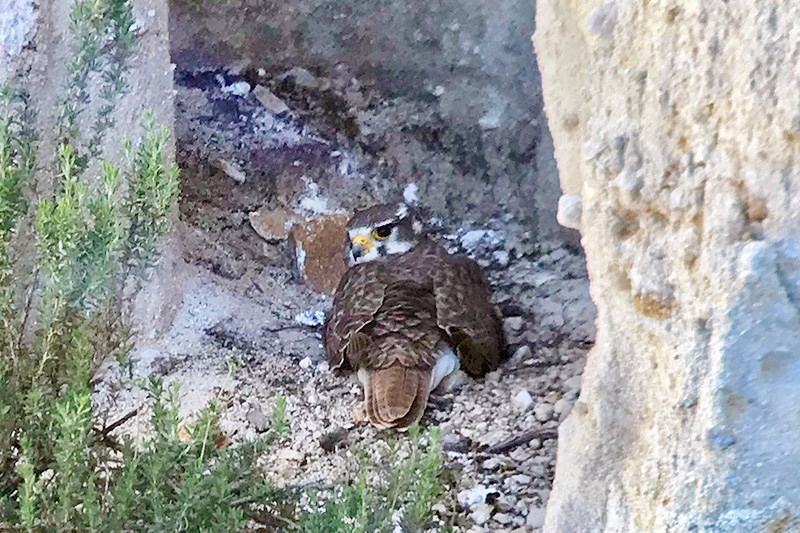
363,365,431,430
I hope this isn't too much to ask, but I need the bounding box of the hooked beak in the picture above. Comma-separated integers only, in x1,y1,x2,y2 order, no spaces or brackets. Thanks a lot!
351,234,373,260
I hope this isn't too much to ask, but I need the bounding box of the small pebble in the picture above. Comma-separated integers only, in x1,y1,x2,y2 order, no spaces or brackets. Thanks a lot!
504,316,525,332
481,457,506,470
494,512,513,525
458,485,494,507
493,250,510,266
470,503,493,525
534,402,554,422
564,374,582,391
495,495,516,512
442,432,471,453
512,390,534,411
511,474,532,485
511,345,532,363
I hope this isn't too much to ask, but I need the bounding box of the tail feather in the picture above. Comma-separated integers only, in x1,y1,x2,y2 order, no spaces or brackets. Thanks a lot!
365,365,431,429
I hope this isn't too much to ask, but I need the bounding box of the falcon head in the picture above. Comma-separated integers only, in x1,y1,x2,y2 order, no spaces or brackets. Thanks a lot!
345,202,424,265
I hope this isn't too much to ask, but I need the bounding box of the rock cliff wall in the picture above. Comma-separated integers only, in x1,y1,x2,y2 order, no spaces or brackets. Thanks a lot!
169,0,571,243
1,0,182,339
536,1,800,531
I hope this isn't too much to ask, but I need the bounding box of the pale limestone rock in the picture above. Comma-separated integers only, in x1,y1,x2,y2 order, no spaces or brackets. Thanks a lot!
556,194,582,231
0,0,37,58
536,1,800,531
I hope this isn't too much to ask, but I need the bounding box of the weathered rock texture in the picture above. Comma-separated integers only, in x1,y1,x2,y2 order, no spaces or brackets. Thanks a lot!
2,0,182,339
536,1,800,531
169,0,570,243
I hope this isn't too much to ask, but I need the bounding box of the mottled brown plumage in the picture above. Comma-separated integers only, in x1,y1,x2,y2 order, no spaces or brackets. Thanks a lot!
324,203,504,429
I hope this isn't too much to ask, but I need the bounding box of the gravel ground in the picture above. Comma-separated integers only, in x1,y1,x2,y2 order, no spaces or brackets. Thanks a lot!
93,64,595,532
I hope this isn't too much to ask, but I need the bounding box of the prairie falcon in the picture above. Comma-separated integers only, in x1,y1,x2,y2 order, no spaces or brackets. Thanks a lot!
324,203,505,430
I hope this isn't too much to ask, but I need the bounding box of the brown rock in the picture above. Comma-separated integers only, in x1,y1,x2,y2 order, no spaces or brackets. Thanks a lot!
746,197,768,222
249,207,302,242
289,214,349,294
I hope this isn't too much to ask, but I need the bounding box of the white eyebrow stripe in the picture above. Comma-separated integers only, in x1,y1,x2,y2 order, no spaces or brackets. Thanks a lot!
348,226,372,238
373,219,397,228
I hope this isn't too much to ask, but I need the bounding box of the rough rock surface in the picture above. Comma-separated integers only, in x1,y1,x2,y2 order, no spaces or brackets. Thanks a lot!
536,1,800,531
2,0,182,340
168,0,573,245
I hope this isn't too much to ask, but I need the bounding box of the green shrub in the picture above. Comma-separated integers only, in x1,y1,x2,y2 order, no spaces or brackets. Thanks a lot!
0,0,449,528
298,425,445,532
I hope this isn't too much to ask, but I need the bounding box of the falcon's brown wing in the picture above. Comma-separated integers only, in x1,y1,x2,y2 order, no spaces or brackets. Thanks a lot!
324,262,386,373
356,281,441,429
433,253,504,376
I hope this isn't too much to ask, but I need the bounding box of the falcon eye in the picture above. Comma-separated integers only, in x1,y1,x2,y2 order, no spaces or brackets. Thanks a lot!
372,225,393,240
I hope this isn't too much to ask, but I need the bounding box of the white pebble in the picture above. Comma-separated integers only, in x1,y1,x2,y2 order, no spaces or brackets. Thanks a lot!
403,183,419,205
470,503,493,525
294,309,325,327
511,474,532,485
557,194,582,230
458,485,493,507
512,390,534,412
493,250,510,266
511,345,532,363
221,80,251,96
554,397,571,415
504,316,524,332
494,512,513,525
534,402,554,422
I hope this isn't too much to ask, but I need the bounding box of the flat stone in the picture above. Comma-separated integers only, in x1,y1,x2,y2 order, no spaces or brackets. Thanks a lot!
249,207,302,242
510,474,532,485
289,214,349,295
469,503,493,525
253,84,290,114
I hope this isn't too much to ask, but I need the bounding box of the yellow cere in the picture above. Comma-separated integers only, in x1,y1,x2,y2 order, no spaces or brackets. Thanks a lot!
352,234,373,251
